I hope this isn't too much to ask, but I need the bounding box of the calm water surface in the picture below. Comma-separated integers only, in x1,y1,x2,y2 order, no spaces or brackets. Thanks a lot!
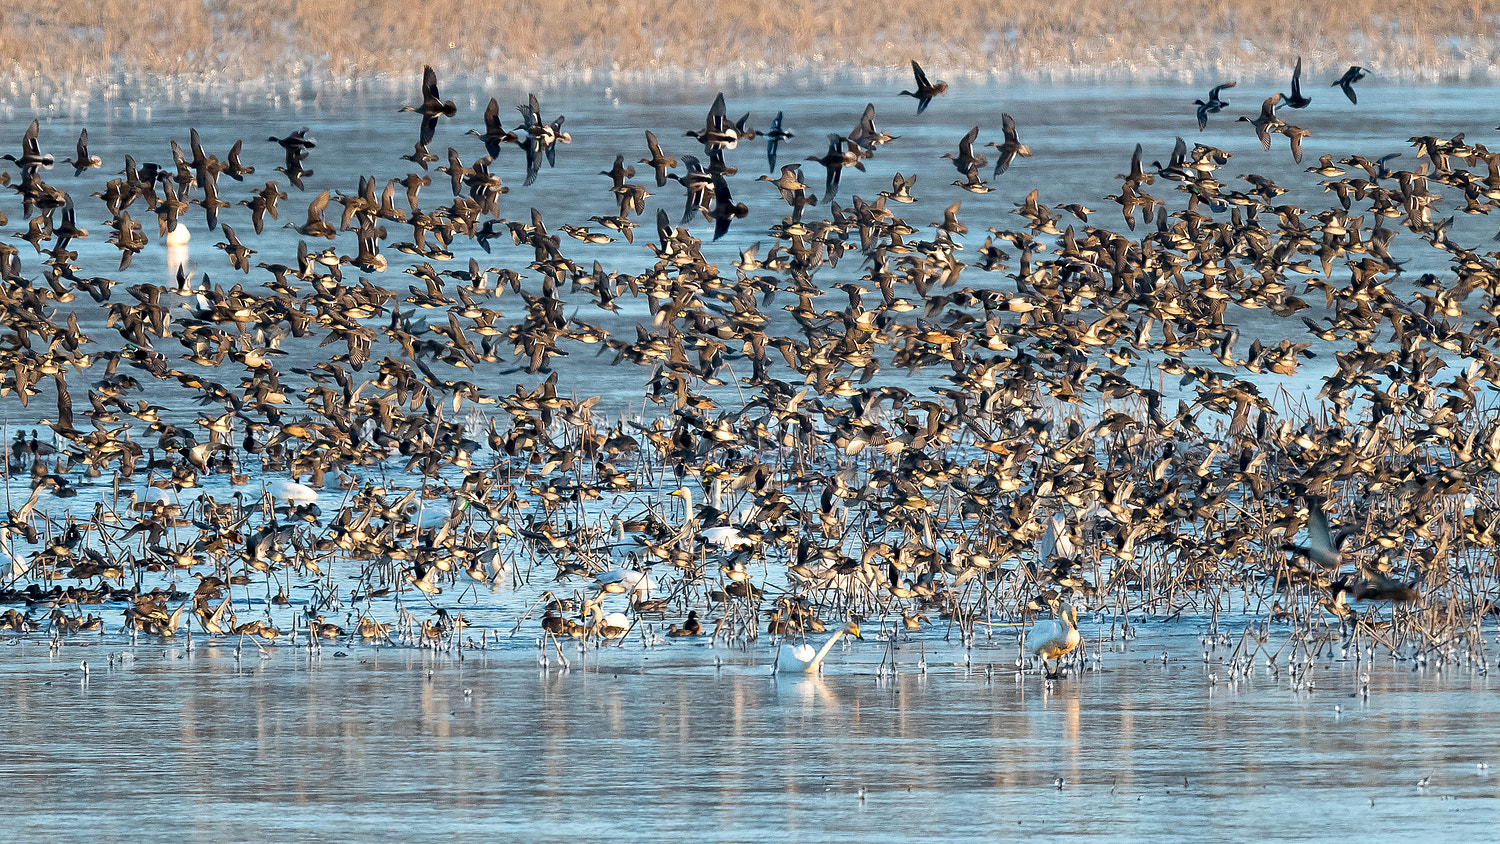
3,624,1499,841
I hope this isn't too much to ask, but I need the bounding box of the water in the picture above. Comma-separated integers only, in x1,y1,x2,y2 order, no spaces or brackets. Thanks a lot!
4,625,1498,841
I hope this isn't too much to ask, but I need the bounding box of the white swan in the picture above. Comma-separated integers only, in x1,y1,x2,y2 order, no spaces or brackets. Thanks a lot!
269,478,319,504
673,486,754,549
775,621,862,673
1026,603,1081,677
585,599,631,638
595,567,656,596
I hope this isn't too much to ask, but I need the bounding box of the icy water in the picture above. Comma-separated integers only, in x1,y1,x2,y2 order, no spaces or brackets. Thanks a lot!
4,625,1499,841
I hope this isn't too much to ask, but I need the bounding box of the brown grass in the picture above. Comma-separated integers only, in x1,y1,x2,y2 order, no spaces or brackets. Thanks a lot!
2,0,1498,97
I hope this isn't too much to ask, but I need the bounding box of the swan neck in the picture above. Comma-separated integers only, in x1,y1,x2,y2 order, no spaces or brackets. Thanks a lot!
810,629,847,668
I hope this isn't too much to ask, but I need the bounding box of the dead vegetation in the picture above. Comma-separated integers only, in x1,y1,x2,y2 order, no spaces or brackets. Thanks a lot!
2,0,1497,98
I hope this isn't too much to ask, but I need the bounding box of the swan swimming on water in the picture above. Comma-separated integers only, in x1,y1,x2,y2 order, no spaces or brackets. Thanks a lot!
775,621,862,673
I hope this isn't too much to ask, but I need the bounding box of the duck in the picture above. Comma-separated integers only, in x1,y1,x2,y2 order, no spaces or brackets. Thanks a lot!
943,126,986,180
357,616,392,639
399,65,457,146
775,621,862,673
986,113,1031,176
1194,81,1236,130
667,610,703,637
1027,603,1081,678
1237,94,1284,151
1283,57,1312,108
899,60,947,113
467,98,518,158
638,129,677,187
313,617,345,639
685,92,739,150
64,129,101,176
1291,500,1419,604
1332,66,1368,104
765,111,792,171
2,119,54,172
266,127,315,162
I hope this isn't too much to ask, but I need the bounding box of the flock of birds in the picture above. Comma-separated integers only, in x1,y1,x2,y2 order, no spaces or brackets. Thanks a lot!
2,57,1500,679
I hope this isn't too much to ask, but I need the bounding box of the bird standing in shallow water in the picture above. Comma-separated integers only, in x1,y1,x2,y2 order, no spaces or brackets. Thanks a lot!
1027,603,1081,678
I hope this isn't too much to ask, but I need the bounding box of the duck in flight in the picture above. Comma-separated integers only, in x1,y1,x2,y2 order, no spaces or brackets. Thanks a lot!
986,113,1031,175
467,98,519,158
899,60,947,114
1283,57,1311,108
1332,66,1367,104
1289,500,1418,604
1194,81,1236,130
765,111,792,172
1237,94,1284,150
399,65,458,147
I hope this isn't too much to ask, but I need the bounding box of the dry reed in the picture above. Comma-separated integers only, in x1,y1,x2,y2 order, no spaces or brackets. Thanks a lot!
2,0,1498,101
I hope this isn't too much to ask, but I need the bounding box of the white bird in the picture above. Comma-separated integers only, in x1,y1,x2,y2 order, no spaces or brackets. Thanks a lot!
775,621,863,673
269,478,318,504
1027,603,1081,678
673,486,755,549
703,525,753,549
1038,512,1078,561
595,567,656,596
585,598,631,638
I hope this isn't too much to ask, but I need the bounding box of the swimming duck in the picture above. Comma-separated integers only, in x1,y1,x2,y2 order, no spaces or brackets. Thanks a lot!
667,610,703,637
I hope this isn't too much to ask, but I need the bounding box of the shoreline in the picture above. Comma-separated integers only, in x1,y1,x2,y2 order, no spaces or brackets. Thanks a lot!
4,56,1497,114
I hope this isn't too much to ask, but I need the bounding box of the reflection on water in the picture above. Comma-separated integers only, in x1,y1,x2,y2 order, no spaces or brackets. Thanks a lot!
2,626,1496,840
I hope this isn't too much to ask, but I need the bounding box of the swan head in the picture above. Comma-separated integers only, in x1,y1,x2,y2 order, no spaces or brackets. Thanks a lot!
1058,602,1078,627
843,621,863,640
